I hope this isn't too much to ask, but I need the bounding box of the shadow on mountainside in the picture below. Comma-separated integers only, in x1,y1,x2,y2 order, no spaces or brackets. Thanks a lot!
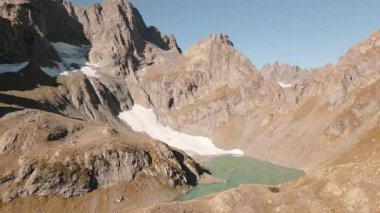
0,106,24,117
0,93,59,116
0,62,59,91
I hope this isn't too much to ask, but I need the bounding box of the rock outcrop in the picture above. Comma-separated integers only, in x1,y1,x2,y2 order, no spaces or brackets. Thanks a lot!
0,109,205,203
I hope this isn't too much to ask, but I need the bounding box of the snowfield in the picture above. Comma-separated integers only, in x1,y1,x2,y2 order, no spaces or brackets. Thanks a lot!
40,42,100,78
0,62,29,73
118,105,244,156
278,81,292,88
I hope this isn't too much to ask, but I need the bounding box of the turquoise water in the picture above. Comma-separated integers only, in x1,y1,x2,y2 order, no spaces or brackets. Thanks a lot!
178,155,304,201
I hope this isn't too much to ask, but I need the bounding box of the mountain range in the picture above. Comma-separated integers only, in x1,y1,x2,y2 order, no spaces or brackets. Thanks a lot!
0,0,379,212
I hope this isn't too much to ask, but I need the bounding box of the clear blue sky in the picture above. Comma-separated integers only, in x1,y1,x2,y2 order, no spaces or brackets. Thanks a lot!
72,0,380,69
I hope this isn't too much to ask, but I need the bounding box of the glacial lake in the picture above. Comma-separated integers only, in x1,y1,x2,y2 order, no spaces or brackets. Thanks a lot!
178,155,305,201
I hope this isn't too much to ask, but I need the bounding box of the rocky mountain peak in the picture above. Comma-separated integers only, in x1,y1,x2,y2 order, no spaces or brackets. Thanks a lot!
103,0,129,7
209,33,234,46
190,33,234,49
0,0,181,75
69,0,182,74
261,62,306,85
184,33,259,83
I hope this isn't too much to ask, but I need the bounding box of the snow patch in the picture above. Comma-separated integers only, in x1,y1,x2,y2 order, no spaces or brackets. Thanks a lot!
60,63,99,78
40,62,66,77
79,65,99,78
0,62,29,73
40,42,100,77
51,42,89,68
118,105,244,156
278,81,292,88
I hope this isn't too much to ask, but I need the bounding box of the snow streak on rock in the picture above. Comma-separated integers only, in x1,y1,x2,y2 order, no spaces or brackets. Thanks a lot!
278,81,292,88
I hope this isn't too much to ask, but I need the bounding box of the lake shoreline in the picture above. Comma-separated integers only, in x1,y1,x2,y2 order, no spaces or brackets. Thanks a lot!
178,155,305,201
